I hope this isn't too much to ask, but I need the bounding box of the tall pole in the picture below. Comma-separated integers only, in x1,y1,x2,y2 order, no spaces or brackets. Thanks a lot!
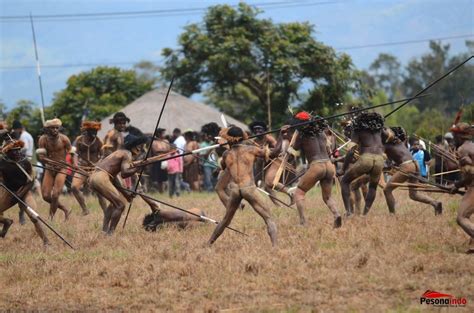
122,78,174,228
29,13,46,124
266,68,272,129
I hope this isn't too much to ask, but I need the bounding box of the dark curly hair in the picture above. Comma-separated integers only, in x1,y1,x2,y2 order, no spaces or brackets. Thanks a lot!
142,211,165,232
352,112,384,132
289,116,328,137
201,122,221,138
390,126,406,142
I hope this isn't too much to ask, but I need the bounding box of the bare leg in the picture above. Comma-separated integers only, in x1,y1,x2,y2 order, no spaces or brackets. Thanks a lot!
341,177,356,216
18,206,26,225
383,171,408,214
362,182,378,215
294,188,307,225
321,177,341,228
71,174,89,215
103,204,114,232
457,187,474,240
407,175,442,215
21,192,49,245
51,172,71,220
243,187,278,246
41,170,55,219
107,202,125,234
294,163,324,225
141,195,160,213
89,172,128,234
215,170,231,208
0,215,13,238
97,194,108,213
208,188,241,245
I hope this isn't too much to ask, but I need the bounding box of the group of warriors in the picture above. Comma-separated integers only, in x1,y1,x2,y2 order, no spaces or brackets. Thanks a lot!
0,108,473,254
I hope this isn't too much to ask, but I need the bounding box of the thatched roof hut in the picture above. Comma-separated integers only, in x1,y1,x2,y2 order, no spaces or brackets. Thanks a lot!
97,89,247,138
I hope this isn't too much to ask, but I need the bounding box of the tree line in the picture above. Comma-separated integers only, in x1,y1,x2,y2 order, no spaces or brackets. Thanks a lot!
1,3,473,140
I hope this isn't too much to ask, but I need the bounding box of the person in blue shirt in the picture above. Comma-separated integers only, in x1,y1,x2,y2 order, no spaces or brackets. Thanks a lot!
410,139,431,178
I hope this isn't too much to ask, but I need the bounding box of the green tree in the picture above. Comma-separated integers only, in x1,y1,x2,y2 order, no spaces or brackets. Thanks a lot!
369,53,402,100
50,66,153,137
134,60,161,87
0,100,6,119
6,100,36,129
402,41,474,114
161,3,355,127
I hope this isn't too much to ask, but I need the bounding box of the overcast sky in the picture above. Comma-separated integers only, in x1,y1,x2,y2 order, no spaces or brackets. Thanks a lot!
1,0,473,109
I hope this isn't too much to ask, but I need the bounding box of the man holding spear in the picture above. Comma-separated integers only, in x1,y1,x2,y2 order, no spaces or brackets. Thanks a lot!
284,112,342,227
208,125,283,246
449,122,474,253
71,120,107,216
339,112,385,216
383,127,443,215
38,118,73,220
0,139,49,246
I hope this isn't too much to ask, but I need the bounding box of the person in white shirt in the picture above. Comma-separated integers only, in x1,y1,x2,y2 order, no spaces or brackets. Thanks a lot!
172,128,190,192
172,128,186,151
12,120,34,160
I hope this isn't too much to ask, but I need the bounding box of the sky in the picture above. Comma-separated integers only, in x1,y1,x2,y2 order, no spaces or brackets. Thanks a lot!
0,0,473,110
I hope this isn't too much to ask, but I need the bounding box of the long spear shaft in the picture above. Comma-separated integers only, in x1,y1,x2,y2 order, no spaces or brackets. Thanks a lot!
384,55,474,118
122,77,174,229
253,94,430,138
155,94,431,163
257,187,293,210
392,165,465,195
116,186,248,236
0,182,75,249
29,13,46,124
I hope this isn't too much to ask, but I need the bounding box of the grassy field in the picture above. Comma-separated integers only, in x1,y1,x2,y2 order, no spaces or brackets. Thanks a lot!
0,187,472,312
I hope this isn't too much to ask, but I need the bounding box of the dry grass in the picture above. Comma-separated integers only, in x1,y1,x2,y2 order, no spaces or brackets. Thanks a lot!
0,187,472,312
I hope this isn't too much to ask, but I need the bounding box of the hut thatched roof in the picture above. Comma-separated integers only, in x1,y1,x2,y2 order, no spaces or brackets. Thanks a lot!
97,89,247,138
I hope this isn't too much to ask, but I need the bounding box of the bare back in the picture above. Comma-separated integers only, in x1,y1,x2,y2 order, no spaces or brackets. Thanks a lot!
352,130,384,155
95,149,133,178
295,132,330,162
384,141,412,165
224,145,264,186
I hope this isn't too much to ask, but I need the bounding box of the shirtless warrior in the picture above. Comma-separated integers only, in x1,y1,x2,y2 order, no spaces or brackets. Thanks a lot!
383,127,442,215
209,126,282,246
38,118,72,220
249,121,277,185
262,127,296,206
102,112,129,157
89,134,149,234
339,112,385,216
449,122,474,253
0,139,49,245
71,121,107,215
336,121,368,215
287,112,341,227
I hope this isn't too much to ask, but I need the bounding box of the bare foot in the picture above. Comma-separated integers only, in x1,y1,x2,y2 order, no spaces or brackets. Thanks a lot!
0,220,13,238
82,209,90,216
